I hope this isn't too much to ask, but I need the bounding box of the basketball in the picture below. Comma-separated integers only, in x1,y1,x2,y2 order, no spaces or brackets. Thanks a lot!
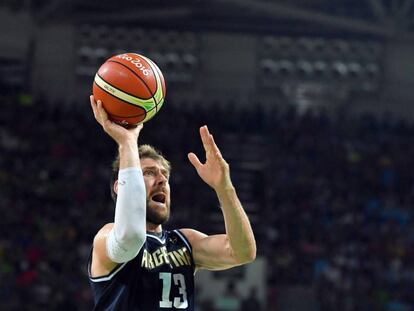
92,53,166,126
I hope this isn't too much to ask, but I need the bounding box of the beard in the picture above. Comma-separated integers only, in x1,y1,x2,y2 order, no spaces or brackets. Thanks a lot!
146,199,170,225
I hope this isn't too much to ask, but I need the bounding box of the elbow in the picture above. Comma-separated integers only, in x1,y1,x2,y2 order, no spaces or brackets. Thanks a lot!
115,225,146,249
234,246,257,265
249,247,257,262
244,239,257,263
107,227,146,263
117,230,146,247
244,247,257,263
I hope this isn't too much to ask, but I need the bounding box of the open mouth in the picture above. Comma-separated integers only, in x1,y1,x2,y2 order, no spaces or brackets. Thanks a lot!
151,193,166,204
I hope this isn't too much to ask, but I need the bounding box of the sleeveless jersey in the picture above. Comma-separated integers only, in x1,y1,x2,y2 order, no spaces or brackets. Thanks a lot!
88,229,195,311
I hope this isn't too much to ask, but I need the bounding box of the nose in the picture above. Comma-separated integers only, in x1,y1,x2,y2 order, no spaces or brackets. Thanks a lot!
156,172,168,185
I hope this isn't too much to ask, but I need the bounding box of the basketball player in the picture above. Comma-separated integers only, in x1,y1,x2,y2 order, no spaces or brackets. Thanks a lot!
87,96,256,310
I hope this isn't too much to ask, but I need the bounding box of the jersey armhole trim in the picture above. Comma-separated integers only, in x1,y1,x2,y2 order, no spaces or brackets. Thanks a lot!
88,258,128,283
174,229,192,253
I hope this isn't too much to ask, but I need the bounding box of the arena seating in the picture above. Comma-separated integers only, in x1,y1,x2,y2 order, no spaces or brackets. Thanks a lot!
1,93,414,310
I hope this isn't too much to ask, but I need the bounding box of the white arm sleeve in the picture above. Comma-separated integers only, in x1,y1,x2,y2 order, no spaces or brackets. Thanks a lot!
106,167,146,263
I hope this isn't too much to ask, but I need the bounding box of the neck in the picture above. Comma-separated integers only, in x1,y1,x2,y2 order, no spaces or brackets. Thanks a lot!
146,222,162,233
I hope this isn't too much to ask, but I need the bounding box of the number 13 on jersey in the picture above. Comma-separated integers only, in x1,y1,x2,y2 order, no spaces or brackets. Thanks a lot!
159,272,188,309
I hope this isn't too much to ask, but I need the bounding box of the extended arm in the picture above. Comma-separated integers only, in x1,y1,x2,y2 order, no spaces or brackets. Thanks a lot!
90,96,146,276
183,126,256,271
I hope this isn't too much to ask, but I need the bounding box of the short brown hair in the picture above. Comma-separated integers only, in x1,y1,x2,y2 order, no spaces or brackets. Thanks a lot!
110,144,171,201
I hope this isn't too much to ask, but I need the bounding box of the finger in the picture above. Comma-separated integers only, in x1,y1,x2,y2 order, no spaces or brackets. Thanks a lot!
200,125,213,153
209,134,223,157
90,96,105,127
131,123,144,135
188,152,203,170
97,100,109,122
90,95,98,119
97,100,115,130
204,128,222,160
90,95,95,106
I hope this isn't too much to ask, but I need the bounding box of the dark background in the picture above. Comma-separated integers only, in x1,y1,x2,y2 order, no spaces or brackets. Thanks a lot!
2,1,414,310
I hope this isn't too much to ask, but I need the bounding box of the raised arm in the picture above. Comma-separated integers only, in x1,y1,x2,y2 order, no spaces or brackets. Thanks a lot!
182,126,256,271
89,96,146,277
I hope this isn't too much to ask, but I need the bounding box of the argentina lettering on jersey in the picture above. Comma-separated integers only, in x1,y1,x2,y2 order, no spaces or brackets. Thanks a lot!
88,230,195,310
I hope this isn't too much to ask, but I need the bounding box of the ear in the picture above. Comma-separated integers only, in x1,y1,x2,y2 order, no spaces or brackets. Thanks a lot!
113,180,119,195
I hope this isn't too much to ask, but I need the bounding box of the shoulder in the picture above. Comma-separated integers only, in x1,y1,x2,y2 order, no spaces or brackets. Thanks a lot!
91,223,118,278
178,228,208,245
92,223,114,263
94,223,114,242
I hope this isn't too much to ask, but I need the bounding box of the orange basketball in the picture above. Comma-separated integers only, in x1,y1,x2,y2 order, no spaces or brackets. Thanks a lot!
92,53,166,126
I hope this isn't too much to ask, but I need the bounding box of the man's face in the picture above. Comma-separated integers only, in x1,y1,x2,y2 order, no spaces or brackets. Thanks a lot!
141,157,171,225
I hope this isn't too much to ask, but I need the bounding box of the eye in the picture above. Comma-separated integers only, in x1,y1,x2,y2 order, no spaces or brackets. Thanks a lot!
143,170,155,176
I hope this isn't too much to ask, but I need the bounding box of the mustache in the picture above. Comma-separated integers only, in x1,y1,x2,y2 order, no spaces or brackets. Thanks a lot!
150,187,167,196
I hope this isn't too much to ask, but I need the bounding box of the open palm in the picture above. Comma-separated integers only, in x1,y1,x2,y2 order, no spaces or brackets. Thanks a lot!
188,126,232,191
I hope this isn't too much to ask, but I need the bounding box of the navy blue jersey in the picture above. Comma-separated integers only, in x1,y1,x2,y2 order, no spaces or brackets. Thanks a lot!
88,229,195,311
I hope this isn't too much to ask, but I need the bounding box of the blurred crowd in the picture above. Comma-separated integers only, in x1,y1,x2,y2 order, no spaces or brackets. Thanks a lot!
264,107,414,311
2,93,414,310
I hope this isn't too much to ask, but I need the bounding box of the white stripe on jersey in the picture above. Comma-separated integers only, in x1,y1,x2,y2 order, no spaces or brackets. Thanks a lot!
89,262,128,283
